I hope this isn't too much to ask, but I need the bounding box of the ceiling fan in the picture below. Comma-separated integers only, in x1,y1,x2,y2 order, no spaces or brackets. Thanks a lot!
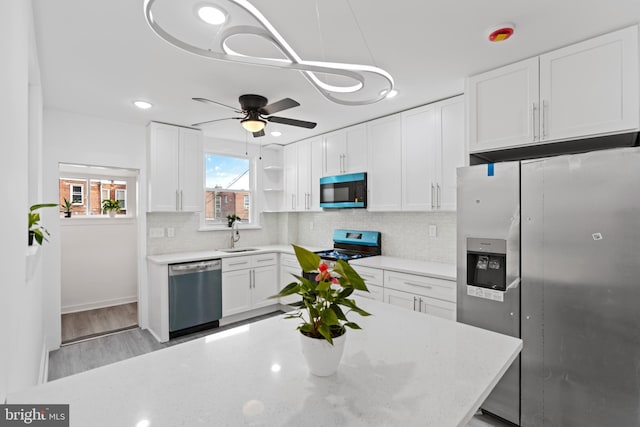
191,94,317,137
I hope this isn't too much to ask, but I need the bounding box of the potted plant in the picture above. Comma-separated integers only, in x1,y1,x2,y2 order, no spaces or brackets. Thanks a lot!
227,214,241,227
271,245,371,376
61,198,73,218
102,199,122,217
28,203,58,246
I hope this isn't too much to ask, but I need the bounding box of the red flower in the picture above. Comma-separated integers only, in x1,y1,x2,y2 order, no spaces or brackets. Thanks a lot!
318,262,329,272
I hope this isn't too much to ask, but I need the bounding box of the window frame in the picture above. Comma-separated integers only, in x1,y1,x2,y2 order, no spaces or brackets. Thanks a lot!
203,152,256,228
70,183,85,205
59,166,137,219
115,188,127,210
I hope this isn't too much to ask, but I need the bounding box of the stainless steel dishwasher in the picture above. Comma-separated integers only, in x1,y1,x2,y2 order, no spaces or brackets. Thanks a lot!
168,259,222,339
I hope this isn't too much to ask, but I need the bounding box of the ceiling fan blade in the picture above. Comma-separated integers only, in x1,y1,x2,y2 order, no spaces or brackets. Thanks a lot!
191,117,240,127
267,116,317,129
192,97,242,113
252,129,265,138
260,98,300,115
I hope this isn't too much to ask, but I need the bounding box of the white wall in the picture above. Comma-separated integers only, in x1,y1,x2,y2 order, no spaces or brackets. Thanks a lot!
61,220,138,313
290,211,457,264
42,110,146,348
0,0,48,400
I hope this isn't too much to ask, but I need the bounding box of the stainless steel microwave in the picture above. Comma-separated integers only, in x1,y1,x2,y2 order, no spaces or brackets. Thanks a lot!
319,172,367,209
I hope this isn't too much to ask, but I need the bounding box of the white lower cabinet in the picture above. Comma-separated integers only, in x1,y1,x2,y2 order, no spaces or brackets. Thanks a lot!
383,270,456,321
279,253,301,306
351,265,384,302
222,253,278,317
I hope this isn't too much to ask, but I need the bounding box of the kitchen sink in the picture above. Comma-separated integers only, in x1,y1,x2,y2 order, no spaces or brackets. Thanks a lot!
219,248,260,253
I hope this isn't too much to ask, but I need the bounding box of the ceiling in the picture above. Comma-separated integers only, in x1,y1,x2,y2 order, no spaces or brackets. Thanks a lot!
32,0,640,146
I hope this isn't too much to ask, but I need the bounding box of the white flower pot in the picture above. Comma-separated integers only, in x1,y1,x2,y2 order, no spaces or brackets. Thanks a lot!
299,331,346,376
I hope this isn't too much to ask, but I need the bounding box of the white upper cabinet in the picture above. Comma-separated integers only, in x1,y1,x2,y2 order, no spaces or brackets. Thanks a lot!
283,143,298,211
467,58,539,153
467,25,639,153
147,122,203,212
438,97,465,210
539,26,639,142
402,96,465,211
282,136,323,211
367,113,403,211
323,124,367,176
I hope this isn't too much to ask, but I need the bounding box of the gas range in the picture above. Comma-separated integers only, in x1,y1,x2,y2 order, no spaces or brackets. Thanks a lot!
315,229,381,263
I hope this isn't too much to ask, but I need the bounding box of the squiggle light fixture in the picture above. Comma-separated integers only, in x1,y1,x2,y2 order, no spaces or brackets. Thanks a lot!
143,0,395,106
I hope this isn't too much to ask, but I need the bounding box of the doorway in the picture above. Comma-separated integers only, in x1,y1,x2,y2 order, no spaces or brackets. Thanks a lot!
58,163,139,344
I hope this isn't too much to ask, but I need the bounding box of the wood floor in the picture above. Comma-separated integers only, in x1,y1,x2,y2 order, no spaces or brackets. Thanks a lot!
49,310,285,381
61,302,138,344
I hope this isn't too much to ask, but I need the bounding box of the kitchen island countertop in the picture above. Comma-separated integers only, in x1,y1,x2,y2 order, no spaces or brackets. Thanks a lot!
7,299,521,427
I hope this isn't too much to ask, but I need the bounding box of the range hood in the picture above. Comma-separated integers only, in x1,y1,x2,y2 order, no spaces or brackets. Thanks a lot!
470,132,639,165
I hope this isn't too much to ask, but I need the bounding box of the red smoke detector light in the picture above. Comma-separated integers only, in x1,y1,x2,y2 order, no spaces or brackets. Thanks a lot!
488,24,515,42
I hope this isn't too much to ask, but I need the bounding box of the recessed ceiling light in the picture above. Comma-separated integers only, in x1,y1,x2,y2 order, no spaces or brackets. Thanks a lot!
380,89,398,99
198,6,226,25
133,100,152,109
270,131,282,137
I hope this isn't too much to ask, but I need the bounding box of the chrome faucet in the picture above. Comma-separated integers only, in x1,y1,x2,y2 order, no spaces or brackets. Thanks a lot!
230,220,241,248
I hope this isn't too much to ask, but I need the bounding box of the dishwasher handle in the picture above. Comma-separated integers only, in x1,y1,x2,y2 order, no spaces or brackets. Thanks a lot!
169,259,222,276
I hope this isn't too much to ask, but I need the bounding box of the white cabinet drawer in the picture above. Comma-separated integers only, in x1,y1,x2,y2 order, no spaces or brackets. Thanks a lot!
222,256,252,272
354,283,383,302
384,270,455,303
251,252,277,267
352,265,383,286
280,253,300,269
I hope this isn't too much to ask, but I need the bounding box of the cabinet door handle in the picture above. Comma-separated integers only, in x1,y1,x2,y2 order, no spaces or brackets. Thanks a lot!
175,190,179,211
542,99,548,139
229,261,249,266
413,296,417,311
180,190,184,210
360,273,375,279
430,183,435,209
532,102,538,141
418,297,423,313
436,184,441,208
404,281,432,289
291,194,295,210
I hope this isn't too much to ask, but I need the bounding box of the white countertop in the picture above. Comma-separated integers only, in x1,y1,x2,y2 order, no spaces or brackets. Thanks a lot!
147,244,324,265
8,300,521,427
351,256,456,281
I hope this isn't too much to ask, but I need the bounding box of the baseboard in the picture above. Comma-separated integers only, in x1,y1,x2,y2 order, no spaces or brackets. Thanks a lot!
61,296,138,314
39,340,49,384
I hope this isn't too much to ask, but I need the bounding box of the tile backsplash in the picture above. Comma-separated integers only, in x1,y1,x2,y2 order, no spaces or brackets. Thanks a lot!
147,210,456,264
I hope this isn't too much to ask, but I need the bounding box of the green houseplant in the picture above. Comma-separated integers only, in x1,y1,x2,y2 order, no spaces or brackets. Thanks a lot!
272,245,371,342
61,198,73,218
29,203,58,245
227,214,241,227
272,245,371,376
102,199,122,217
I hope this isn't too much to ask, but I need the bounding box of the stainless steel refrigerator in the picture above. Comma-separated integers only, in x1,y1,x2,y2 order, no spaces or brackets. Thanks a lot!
456,147,640,426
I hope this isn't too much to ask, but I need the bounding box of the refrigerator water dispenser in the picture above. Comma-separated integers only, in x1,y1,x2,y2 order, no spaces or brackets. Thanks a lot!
466,238,507,291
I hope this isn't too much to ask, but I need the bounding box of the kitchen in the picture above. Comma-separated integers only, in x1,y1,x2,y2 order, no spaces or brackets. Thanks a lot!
3,0,640,426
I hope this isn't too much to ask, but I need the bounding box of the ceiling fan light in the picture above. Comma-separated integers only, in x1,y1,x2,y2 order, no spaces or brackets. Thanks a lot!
197,6,226,25
241,118,266,133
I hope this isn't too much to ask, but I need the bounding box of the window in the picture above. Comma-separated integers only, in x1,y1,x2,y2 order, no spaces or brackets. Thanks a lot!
115,189,127,210
59,163,137,218
71,184,84,204
204,154,251,224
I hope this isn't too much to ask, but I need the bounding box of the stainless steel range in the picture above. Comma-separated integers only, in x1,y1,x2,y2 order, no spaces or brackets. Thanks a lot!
314,229,381,263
